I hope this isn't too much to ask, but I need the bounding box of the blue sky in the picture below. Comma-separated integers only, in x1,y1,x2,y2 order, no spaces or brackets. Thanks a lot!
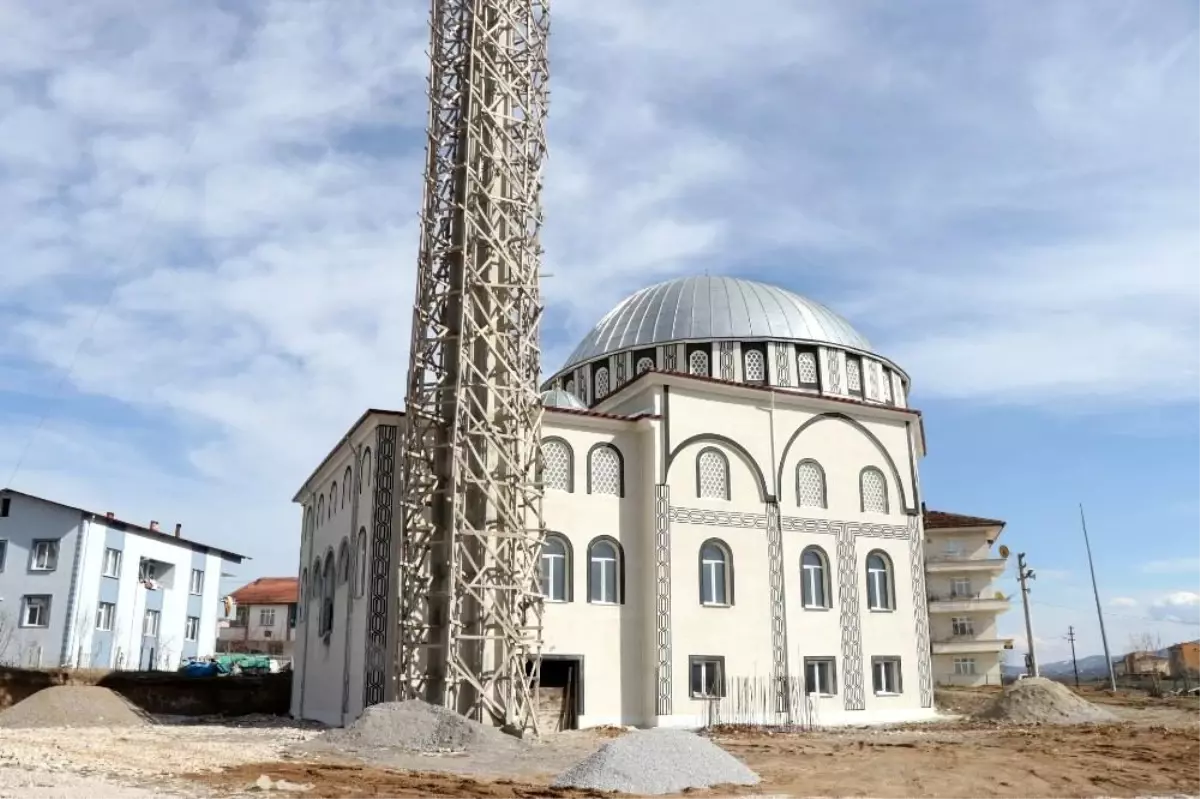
1,0,1196,662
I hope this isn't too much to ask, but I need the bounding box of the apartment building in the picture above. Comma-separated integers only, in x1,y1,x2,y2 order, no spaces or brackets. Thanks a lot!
922,508,1012,686
218,577,298,658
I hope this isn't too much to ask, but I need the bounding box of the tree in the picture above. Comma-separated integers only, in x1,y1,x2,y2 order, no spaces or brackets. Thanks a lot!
1128,632,1165,696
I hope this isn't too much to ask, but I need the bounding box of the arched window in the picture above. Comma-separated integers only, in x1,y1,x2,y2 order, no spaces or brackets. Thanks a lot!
539,534,572,602
302,506,313,545
696,448,730,500
743,349,765,383
337,538,351,584
355,528,368,598
636,357,654,375
699,539,732,606
796,460,827,508
587,538,623,605
542,438,573,493
846,357,863,394
343,466,352,507
801,546,830,608
316,496,324,525
310,558,323,601
797,350,819,385
299,569,308,621
361,448,372,494
329,484,337,517
594,366,611,399
565,378,577,398
321,551,336,637
688,349,709,376
866,551,894,611
587,444,622,496
860,467,889,513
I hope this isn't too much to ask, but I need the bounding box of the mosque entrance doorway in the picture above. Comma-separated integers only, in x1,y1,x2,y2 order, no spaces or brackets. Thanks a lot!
531,655,581,732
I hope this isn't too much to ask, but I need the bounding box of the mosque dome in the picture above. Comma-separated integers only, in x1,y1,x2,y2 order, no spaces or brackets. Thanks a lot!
561,275,873,372
540,388,588,411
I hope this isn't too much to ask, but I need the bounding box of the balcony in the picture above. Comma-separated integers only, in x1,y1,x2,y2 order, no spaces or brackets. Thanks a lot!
927,592,1010,614
925,555,1008,574
931,635,1014,655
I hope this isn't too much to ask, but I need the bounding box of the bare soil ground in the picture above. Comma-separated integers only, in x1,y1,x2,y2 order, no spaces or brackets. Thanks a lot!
0,687,1195,798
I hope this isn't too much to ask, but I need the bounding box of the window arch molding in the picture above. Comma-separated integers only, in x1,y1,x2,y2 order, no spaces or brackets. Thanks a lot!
343,466,352,508
320,548,336,638
865,549,895,611
316,495,324,525
585,536,625,605
310,556,323,601
698,538,734,607
539,532,574,603
859,466,890,514
329,483,337,517
666,434,769,502
298,568,308,621
541,436,575,493
355,527,368,598
360,448,373,494
337,537,351,584
586,443,625,497
695,446,731,500
795,459,827,508
800,546,831,609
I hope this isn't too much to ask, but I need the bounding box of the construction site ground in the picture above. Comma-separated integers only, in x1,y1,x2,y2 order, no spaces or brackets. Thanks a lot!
0,687,1195,799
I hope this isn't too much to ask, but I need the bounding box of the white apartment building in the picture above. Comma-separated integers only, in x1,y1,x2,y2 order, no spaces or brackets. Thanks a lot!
219,577,298,658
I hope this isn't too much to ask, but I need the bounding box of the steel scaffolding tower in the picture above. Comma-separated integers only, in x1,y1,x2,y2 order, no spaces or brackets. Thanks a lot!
396,0,550,734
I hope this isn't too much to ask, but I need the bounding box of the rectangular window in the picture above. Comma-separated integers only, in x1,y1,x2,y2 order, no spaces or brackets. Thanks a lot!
259,608,276,627
184,616,200,641
29,540,59,571
21,595,51,627
0,496,9,517
688,655,726,699
102,548,122,578
953,657,977,676
234,606,249,626
951,616,974,636
96,602,116,631
872,657,902,695
189,569,204,595
287,603,298,629
950,578,972,598
0,540,7,572
803,657,837,696
942,540,964,558
138,559,157,581
143,609,160,637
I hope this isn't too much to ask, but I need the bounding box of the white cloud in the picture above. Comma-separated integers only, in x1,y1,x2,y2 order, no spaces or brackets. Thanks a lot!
1150,592,1200,624
1109,597,1139,608
1141,558,1200,575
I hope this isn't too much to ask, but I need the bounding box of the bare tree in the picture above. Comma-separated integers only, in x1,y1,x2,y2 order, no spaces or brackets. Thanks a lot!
0,610,18,666
1128,632,1165,696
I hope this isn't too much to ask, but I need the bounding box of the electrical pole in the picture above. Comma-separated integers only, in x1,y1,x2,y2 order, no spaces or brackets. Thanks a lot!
1080,504,1117,692
1066,626,1080,688
1017,553,1038,677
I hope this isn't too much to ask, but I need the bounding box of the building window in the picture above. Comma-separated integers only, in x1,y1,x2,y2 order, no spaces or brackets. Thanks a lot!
846,356,863,396
356,528,368,598
361,448,373,493
185,616,200,641
951,616,975,636
796,460,827,508
872,657,902,695
539,534,571,602
804,657,837,696
796,349,819,387
143,609,160,637
299,569,308,620
321,553,335,638
338,539,351,583
542,438,574,493
189,569,204,595
688,349,709,376
138,558,157,582
317,495,324,524
587,538,622,605
689,655,726,698
29,539,59,571
696,448,730,500
743,348,766,383
96,602,116,631
636,356,654,375
21,595,51,628
0,497,9,517
594,366,611,399
102,548,122,578
0,540,8,572
866,551,894,611
343,466,352,507
859,467,889,513
260,608,276,627
329,483,337,516
801,547,831,609
882,369,894,405
951,577,973,598
699,539,732,606
954,657,977,676
587,445,622,496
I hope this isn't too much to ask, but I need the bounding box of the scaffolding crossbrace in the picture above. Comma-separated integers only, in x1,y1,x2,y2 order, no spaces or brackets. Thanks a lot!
396,0,550,735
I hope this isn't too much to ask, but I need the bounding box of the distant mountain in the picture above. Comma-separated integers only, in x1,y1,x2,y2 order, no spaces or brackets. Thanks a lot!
1001,647,1173,679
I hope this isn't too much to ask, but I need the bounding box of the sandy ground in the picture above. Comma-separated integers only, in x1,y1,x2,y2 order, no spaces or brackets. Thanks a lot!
0,689,1194,798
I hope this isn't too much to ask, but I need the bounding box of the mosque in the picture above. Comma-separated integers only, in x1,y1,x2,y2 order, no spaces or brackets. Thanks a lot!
289,275,1012,730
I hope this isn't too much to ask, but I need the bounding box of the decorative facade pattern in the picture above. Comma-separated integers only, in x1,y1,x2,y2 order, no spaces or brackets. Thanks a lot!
697,450,729,499
636,356,654,375
867,360,879,399
595,366,611,399
671,506,767,529
718,342,736,381
835,524,865,710
765,502,790,716
772,342,793,387
363,424,397,708
654,485,673,716
663,345,677,373
827,349,842,394
744,349,766,382
846,359,862,393
615,352,627,387
589,447,621,496
908,515,934,708
543,440,572,492
688,350,709,376
796,462,827,509
860,468,889,513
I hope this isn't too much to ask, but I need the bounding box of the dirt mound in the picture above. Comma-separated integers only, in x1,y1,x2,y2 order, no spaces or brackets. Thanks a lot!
975,677,1119,725
0,685,152,728
300,699,525,756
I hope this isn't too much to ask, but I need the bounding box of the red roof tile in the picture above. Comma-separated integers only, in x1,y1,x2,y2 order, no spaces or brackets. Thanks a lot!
923,509,1006,530
229,577,298,605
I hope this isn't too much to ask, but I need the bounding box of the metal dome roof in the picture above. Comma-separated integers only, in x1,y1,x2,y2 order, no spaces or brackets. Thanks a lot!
540,388,588,410
561,275,873,371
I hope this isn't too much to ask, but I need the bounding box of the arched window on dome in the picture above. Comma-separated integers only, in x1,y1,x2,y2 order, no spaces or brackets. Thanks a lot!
541,437,574,493
743,348,766,384
594,366,611,399
796,347,819,388
636,356,654,375
846,356,864,397
688,349,709,377
696,448,730,500
796,460,827,508
860,467,889,514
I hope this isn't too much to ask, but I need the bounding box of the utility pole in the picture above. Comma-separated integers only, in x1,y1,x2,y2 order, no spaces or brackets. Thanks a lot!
1079,504,1117,692
1017,553,1038,677
1066,626,1080,688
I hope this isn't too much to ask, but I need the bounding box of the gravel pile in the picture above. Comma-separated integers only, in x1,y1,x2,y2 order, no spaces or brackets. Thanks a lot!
551,728,760,795
975,677,1119,725
0,686,152,729
301,699,524,756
